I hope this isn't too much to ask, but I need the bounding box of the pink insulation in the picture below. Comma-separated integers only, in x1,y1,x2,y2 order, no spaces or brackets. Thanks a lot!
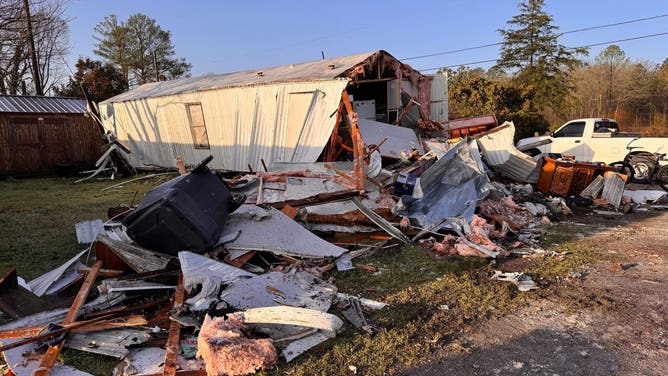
197,315,278,376
420,215,506,259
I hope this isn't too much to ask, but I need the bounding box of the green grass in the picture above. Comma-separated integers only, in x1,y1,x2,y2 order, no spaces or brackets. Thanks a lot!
0,175,168,279
0,178,615,376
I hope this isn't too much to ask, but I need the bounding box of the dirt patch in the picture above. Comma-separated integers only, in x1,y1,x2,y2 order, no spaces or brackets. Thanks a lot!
403,210,668,376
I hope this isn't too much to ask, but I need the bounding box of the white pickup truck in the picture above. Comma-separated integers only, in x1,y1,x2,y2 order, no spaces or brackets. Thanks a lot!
516,118,667,164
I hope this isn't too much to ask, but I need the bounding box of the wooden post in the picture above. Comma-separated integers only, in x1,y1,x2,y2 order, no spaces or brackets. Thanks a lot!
175,157,187,175
341,91,365,191
163,274,185,376
326,101,344,161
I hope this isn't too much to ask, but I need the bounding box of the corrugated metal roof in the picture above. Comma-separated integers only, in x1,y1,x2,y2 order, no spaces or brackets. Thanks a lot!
0,95,87,114
102,51,380,103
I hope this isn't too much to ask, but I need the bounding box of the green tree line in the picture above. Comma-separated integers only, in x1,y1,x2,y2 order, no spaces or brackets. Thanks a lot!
446,0,668,138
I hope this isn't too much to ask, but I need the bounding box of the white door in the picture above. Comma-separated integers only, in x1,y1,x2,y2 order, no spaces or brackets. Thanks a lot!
550,121,587,160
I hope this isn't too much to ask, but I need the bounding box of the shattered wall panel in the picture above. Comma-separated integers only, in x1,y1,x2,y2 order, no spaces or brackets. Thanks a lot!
357,118,424,159
28,250,87,297
221,206,346,258
179,251,254,310
219,271,336,311
475,121,541,183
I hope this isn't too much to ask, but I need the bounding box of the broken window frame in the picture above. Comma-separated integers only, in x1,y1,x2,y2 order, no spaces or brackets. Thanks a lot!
185,103,210,149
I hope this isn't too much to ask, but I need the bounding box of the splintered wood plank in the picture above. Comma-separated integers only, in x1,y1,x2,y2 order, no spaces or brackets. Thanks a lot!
33,261,103,376
0,315,147,339
163,274,185,376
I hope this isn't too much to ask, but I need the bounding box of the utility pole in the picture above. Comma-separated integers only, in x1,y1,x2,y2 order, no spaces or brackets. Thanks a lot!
153,50,160,82
23,0,42,95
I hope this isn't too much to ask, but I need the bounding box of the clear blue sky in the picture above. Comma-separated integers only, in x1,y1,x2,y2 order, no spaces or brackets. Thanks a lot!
64,0,668,76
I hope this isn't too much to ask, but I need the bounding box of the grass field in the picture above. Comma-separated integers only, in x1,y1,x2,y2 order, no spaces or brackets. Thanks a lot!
0,176,606,376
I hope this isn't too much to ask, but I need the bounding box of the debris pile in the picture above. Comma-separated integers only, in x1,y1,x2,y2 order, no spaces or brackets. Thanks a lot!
2,113,663,375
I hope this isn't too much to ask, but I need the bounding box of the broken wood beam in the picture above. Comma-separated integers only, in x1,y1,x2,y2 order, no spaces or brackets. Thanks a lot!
0,311,127,352
394,98,415,125
77,267,125,278
326,101,344,161
324,163,357,185
33,260,103,376
263,190,361,210
163,273,185,376
365,137,388,159
0,315,147,340
342,90,366,191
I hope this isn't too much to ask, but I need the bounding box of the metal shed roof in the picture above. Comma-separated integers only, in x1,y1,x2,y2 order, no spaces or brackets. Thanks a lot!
0,95,87,114
102,51,390,103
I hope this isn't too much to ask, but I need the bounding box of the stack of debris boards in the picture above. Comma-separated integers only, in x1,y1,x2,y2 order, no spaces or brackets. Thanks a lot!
2,116,604,375
0,157,392,376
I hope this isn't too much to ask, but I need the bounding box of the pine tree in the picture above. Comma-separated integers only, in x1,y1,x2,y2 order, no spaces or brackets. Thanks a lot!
495,0,586,114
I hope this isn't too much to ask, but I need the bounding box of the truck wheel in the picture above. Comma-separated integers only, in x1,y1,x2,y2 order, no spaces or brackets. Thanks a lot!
629,156,655,183
609,161,634,183
658,165,668,192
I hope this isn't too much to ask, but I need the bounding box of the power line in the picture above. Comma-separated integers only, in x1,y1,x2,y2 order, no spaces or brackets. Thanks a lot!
401,13,668,61
571,31,668,49
401,43,501,61
560,14,668,35
416,30,668,72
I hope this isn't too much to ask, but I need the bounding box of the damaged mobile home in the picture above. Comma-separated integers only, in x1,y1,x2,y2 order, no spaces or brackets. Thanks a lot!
5,49,668,376
98,50,448,171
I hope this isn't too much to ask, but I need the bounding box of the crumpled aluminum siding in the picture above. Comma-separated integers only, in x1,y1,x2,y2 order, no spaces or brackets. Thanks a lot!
100,80,349,172
0,95,86,114
395,139,491,228
475,121,541,183
101,51,377,103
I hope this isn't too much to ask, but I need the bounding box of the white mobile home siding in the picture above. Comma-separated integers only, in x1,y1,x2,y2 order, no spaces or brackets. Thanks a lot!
100,79,349,171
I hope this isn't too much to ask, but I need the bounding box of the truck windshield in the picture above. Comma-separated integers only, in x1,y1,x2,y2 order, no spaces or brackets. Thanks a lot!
554,122,585,137
593,121,619,133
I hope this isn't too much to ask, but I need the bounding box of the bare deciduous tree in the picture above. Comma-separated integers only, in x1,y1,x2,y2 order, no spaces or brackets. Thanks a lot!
0,0,69,95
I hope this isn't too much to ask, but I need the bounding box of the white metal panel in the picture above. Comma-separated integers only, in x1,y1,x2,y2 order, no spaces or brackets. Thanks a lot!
101,80,349,171
430,72,448,122
353,100,376,119
475,121,541,183
357,118,424,158
402,79,418,97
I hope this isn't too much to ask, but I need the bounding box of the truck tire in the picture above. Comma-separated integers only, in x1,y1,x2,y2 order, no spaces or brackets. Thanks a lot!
629,156,656,183
658,165,668,192
609,161,634,183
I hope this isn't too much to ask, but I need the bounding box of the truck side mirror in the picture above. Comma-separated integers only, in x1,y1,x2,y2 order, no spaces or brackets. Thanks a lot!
549,131,555,137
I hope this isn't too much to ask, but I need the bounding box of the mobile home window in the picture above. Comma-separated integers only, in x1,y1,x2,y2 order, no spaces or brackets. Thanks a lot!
186,103,210,149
